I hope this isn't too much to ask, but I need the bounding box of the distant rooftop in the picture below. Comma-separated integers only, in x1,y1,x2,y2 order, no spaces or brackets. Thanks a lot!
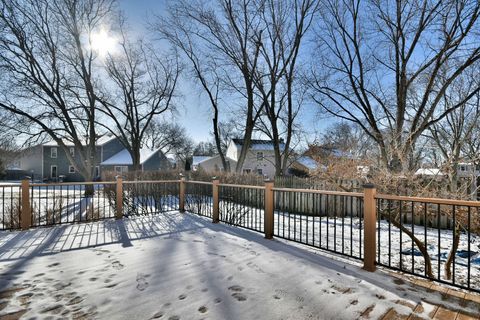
232,138,285,151
100,148,159,166
43,135,116,147
414,168,444,176
192,156,213,165
296,156,318,170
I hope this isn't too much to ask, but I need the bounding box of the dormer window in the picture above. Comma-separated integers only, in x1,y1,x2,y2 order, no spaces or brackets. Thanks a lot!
69,147,75,157
257,152,264,161
51,147,57,158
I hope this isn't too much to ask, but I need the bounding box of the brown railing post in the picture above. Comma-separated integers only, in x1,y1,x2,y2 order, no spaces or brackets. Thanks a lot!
212,178,220,223
363,183,376,272
264,180,274,239
20,178,31,230
179,177,186,213
116,176,123,219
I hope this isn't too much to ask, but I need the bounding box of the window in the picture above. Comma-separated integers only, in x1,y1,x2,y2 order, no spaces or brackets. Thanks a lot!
243,168,251,174
50,165,57,178
114,166,128,174
257,168,263,175
95,166,100,178
256,152,264,161
460,165,466,172
51,147,57,158
69,166,75,173
69,147,75,157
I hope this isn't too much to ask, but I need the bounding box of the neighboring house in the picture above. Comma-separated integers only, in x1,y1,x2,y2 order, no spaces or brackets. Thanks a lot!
289,156,320,176
414,168,444,178
15,136,170,182
456,162,480,178
195,139,305,178
100,148,170,174
225,139,287,177
192,155,237,173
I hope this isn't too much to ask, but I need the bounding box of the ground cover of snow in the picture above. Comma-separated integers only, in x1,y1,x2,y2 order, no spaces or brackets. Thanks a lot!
1,185,479,293
0,211,478,319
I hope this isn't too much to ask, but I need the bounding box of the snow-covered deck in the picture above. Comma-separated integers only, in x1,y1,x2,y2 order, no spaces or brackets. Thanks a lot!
0,212,478,319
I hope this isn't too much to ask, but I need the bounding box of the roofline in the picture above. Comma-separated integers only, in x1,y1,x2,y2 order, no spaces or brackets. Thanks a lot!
195,155,237,165
100,147,163,166
42,135,116,147
140,147,163,164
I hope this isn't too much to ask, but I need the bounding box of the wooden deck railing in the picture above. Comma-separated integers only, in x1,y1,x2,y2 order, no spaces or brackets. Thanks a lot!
1,177,479,293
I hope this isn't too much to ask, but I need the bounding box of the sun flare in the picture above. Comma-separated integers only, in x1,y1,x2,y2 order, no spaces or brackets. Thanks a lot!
90,29,117,57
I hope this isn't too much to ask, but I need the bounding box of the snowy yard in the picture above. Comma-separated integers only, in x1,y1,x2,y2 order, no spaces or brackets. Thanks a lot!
0,211,478,319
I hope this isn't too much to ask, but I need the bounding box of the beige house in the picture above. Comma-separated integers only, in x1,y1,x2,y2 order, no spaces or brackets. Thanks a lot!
226,139,282,177
192,155,237,173
193,139,317,178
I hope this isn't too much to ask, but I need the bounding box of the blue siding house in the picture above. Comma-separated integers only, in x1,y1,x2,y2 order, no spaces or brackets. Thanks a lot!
17,136,170,182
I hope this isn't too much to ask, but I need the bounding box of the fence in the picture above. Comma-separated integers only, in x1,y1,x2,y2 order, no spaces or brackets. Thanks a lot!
0,178,180,230
1,178,479,294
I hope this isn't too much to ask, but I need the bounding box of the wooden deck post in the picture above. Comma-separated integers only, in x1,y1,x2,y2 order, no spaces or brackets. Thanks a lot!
363,183,377,272
179,177,186,213
212,178,220,223
20,178,31,230
115,176,123,219
264,180,274,239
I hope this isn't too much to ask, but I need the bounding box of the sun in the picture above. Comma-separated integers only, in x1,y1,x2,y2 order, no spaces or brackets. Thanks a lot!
90,29,117,57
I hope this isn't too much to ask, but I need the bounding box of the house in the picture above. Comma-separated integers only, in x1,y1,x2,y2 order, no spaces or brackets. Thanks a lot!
288,156,320,176
194,138,308,178
456,162,480,178
15,136,170,182
100,147,170,174
192,155,237,173
414,168,444,178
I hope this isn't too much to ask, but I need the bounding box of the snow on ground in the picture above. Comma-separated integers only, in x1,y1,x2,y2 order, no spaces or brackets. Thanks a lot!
218,203,480,291
0,212,478,320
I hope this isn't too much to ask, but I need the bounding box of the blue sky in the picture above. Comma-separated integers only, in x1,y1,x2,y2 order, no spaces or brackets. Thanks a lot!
119,0,215,143
118,0,325,145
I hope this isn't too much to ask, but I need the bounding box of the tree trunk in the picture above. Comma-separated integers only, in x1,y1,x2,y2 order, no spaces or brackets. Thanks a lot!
212,112,229,171
235,84,256,173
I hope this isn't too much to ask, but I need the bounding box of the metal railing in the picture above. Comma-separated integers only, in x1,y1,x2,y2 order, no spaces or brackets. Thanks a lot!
2,177,479,294
184,181,213,218
0,184,22,230
219,183,265,233
123,180,179,216
376,194,480,293
29,182,117,227
273,188,365,260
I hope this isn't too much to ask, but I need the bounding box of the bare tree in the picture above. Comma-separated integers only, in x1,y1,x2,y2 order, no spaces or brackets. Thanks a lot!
97,23,180,171
252,0,318,176
155,0,263,173
426,68,480,196
144,120,194,162
311,0,480,173
217,119,242,156
0,0,115,189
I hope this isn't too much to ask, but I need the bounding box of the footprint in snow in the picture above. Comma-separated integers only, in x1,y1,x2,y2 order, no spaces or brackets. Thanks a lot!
228,285,243,292
136,273,149,291
112,261,124,270
231,293,247,301
151,311,164,319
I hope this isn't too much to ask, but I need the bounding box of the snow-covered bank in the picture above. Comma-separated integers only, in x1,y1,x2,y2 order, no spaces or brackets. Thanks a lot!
0,212,477,319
